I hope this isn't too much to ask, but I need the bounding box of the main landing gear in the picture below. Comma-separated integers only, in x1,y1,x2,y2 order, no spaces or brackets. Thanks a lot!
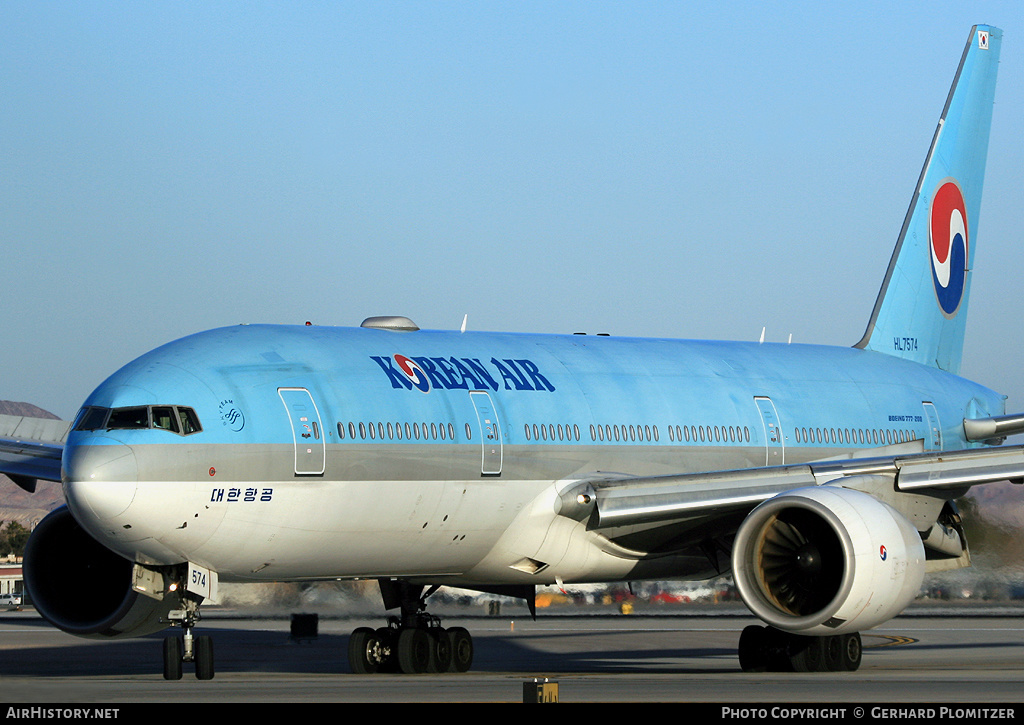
348,581,474,674
348,616,473,674
162,595,214,680
738,625,862,672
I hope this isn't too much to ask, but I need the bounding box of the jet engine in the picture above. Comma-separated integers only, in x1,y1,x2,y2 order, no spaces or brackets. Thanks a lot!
24,507,177,639
731,485,925,636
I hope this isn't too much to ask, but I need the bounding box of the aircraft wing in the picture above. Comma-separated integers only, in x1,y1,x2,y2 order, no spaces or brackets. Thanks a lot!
563,442,1024,535
0,414,70,492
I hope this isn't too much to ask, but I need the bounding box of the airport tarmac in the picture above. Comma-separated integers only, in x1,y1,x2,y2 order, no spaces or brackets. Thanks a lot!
0,609,1021,704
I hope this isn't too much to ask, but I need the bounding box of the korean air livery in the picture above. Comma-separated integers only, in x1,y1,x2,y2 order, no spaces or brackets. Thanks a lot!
1,25,1018,679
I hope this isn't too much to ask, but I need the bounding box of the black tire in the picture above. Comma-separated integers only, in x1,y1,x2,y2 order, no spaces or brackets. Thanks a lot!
840,632,862,671
763,627,795,672
823,635,844,671
162,636,182,681
738,625,767,672
348,627,381,674
429,628,452,673
788,635,825,673
397,628,431,674
194,635,214,680
447,626,473,673
375,627,398,673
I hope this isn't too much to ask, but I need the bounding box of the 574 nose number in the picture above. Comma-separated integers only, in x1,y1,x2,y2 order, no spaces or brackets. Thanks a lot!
186,563,218,601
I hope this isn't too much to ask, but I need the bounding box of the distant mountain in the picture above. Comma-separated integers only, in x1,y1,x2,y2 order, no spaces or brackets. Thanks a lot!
0,401,60,420
0,401,66,526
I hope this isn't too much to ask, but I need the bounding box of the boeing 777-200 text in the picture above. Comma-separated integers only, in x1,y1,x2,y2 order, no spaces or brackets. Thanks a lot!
1,25,1020,679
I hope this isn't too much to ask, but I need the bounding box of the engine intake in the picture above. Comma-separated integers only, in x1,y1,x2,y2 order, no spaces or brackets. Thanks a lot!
732,485,925,635
24,507,177,639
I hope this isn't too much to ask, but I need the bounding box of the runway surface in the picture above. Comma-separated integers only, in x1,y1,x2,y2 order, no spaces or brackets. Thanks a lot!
0,609,1021,703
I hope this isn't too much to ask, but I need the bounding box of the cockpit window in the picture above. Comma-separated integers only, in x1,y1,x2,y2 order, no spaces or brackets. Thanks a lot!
178,407,202,435
151,406,180,434
73,405,203,436
106,406,150,430
73,406,110,431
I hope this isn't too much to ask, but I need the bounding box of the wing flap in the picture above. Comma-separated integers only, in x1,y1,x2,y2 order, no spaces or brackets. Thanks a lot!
568,443,1024,532
585,466,817,528
896,446,1024,491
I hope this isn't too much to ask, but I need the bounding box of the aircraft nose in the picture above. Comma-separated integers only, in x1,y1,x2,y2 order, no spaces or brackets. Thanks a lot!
63,438,139,528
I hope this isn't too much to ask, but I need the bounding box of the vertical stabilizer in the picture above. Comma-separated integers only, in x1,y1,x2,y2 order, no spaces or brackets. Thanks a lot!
855,26,1001,374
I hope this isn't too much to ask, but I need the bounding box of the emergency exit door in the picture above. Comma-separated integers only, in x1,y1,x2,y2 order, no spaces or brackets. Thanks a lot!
922,401,942,450
278,387,326,475
754,396,785,466
469,391,502,476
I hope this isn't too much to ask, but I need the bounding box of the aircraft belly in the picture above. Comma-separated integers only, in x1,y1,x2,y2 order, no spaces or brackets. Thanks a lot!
101,439,763,579
183,477,553,581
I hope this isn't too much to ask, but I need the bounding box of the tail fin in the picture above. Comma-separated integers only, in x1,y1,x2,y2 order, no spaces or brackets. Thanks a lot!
855,25,1001,374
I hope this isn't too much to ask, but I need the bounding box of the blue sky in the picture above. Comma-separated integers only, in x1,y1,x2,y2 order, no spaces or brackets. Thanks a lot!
2,2,1023,419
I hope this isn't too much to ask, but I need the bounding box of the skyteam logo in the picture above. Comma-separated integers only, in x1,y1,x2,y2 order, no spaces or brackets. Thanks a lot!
929,178,969,318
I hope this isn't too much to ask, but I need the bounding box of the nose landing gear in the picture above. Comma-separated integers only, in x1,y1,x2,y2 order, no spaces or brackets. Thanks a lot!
162,595,214,680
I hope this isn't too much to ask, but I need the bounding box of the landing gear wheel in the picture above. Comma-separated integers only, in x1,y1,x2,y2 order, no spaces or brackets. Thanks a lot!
397,627,431,674
823,635,844,671
447,626,473,673
348,627,375,674
429,628,452,673
162,636,182,681
349,627,391,674
362,581,479,675
741,625,789,671
375,627,398,672
738,625,768,672
737,627,862,672
194,635,215,680
840,632,862,671
788,634,825,672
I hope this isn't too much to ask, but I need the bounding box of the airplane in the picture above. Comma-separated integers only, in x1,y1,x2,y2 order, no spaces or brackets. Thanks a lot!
1,24,1020,680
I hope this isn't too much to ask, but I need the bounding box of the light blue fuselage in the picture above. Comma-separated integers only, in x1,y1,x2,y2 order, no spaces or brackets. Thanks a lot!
61,323,1002,585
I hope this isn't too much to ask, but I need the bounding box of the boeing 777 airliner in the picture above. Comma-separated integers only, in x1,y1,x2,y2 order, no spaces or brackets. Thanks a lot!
1,25,1020,679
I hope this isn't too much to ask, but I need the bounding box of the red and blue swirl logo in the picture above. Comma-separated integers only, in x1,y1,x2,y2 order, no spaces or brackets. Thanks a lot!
929,179,969,317
394,354,431,393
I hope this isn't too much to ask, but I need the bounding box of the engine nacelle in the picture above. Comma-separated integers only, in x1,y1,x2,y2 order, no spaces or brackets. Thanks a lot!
732,485,925,636
24,507,177,639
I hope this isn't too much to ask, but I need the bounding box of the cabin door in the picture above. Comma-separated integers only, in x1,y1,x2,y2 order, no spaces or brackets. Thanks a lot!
278,387,326,475
754,396,785,466
469,391,502,476
922,401,942,450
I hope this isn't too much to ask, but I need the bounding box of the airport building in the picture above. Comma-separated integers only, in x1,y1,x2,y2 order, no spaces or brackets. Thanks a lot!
0,564,24,597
